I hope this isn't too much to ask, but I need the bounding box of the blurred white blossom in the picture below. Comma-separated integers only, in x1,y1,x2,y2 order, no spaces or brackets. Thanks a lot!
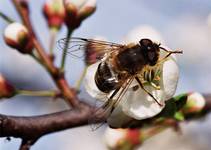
184,92,206,113
63,0,96,29
4,22,33,54
104,127,127,149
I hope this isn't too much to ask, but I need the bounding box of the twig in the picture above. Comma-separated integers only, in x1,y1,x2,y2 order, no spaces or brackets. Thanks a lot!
19,140,33,150
49,28,58,56
60,29,73,71
0,11,14,23
17,90,59,97
75,66,88,91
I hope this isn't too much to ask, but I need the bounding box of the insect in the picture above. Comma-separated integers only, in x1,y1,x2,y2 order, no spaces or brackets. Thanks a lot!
58,37,182,129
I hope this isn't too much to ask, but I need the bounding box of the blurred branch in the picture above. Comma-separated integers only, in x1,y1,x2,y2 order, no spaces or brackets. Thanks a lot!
49,28,57,57
0,102,94,145
11,0,79,107
19,140,33,150
17,90,60,97
0,94,210,150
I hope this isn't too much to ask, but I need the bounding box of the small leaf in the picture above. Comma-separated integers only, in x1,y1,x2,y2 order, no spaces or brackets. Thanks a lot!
174,111,185,121
174,93,188,111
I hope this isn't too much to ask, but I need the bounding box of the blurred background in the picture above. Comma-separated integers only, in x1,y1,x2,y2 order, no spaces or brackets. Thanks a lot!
0,0,211,149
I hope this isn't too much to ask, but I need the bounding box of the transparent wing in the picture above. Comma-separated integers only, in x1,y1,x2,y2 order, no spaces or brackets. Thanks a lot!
57,37,125,62
89,77,134,131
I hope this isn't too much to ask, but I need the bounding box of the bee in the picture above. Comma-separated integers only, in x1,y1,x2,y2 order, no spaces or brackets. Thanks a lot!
58,37,182,128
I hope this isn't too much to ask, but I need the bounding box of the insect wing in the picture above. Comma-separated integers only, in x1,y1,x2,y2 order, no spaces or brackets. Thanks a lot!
89,77,134,131
57,37,125,64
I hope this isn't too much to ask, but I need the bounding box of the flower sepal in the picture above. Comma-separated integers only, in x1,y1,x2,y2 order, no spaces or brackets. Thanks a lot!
43,0,65,30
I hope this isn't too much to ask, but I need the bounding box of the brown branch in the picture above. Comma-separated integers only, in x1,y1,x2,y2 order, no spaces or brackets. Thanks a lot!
0,102,93,140
11,0,79,107
19,140,33,150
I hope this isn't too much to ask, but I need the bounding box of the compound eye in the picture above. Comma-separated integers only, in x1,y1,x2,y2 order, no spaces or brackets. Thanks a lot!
139,39,153,47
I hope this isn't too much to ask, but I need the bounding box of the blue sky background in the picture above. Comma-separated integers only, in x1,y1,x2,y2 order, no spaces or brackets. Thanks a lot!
0,0,211,150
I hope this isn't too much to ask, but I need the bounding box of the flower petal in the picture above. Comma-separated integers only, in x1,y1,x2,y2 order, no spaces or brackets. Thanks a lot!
120,81,165,120
84,62,107,101
161,56,179,100
64,0,87,9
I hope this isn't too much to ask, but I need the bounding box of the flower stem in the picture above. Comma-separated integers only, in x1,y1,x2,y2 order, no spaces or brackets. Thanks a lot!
60,29,73,71
17,90,58,97
49,28,58,56
141,126,166,142
0,11,14,23
75,66,88,91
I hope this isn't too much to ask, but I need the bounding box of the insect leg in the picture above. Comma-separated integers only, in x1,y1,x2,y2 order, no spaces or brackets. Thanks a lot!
88,87,121,130
89,77,134,130
135,76,163,107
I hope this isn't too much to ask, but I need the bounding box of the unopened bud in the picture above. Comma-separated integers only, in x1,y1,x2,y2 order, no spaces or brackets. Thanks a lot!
126,129,141,145
184,92,206,113
63,0,96,30
104,128,141,150
104,128,127,149
0,74,16,99
43,0,65,30
78,0,96,20
4,22,33,54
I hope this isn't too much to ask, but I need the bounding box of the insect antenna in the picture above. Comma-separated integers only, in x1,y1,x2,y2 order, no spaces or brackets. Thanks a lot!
158,47,182,64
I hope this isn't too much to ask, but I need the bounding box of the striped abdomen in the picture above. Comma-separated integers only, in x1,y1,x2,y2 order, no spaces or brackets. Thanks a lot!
95,61,120,93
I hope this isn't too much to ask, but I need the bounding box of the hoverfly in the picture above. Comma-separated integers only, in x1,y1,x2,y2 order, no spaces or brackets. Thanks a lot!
57,37,182,129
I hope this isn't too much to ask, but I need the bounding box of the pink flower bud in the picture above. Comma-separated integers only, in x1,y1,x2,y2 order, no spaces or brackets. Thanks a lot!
63,0,96,29
0,74,16,99
104,128,141,149
78,0,96,20
43,0,65,30
4,22,34,54
126,129,141,145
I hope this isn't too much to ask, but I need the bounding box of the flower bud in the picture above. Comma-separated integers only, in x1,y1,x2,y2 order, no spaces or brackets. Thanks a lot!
63,0,96,30
4,22,34,54
183,92,205,113
0,74,16,99
78,0,96,21
104,128,127,149
43,0,65,30
104,128,141,150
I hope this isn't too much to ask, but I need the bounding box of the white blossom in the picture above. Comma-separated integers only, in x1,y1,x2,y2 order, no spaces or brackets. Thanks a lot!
84,25,180,127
